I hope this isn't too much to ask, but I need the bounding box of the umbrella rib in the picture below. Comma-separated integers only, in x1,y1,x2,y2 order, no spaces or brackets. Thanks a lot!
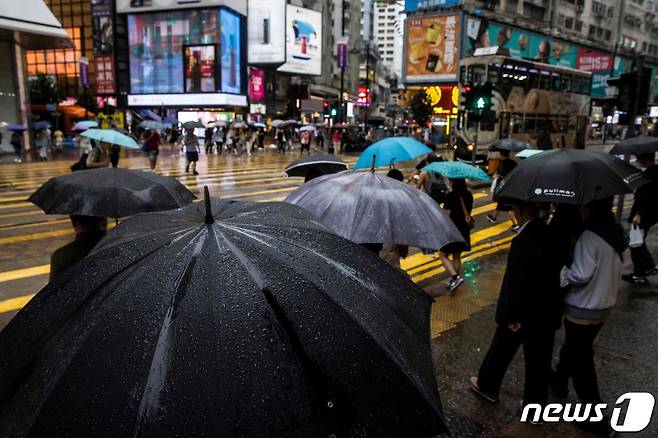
133,231,207,438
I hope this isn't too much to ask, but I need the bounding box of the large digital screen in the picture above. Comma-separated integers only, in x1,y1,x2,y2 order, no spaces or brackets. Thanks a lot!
220,8,242,94
117,0,246,15
247,0,286,64
184,45,217,92
127,7,244,95
277,5,322,76
403,15,459,83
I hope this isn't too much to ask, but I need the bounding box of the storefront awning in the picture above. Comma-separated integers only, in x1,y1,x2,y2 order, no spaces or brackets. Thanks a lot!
0,0,72,49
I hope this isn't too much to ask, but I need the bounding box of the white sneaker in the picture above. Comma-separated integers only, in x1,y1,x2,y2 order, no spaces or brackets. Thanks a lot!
448,276,465,292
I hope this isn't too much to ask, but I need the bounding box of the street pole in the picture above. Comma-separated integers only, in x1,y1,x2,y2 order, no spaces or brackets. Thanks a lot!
339,0,345,123
472,118,479,165
363,41,370,126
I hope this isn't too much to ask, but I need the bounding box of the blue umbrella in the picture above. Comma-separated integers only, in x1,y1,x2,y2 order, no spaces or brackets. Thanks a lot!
515,149,544,159
32,121,51,130
138,120,169,130
7,124,28,132
81,129,139,149
72,120,99,131
163,116,178,125
354,137,432,169
422,161,492,182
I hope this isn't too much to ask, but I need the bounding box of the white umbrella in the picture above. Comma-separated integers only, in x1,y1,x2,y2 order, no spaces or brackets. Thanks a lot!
299,125,316,133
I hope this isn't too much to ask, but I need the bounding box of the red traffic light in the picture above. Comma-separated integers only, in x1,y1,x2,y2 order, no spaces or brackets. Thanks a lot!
323,100,329,108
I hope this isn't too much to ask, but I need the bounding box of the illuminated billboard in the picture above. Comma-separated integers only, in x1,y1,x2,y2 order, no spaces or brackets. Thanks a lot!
277,5,322,76
403,14,460,83
247,0,286,64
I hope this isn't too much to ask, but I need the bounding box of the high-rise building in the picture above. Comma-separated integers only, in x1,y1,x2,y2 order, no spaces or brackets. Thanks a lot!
374,0,404,76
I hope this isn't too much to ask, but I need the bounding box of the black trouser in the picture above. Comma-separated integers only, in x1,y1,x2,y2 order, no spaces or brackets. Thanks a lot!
631,224,655,275
477,324,555,405
555,319,603,403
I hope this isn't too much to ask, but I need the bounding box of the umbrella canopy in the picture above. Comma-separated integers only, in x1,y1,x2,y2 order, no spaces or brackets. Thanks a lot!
284,154,348,178
138,120,170,130
355,137,432,170
515,149,544,159
0,192,447,437
163,116,178,125
81,129,139,149
271,119,286,128
249,122,266,128
422,161,492,182
207,120,227,128
609,135,658,156
488,138,531,152
285,171,464,250
182,120,205,129
230,121,247,129
31,120,51,130
299,125,316,133
74,120,99,129
494,149,647,205
332,123,349,129
7,124,27,131
28,168,195,218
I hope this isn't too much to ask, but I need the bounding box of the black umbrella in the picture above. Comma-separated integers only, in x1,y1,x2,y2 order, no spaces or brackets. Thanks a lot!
28,168,195,218
609,135,658,156
494,149,647,205
182,120,205,129
0,189,446,437
488,138,531,152
284,154,348,178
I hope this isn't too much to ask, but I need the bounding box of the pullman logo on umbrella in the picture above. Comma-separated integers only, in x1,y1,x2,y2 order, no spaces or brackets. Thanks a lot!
533,188,576,198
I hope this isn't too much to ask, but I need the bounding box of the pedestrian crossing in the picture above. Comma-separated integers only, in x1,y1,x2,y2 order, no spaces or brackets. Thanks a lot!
0,149,541,337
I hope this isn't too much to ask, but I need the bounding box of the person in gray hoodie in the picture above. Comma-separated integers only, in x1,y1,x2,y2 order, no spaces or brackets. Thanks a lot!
552,197,626,435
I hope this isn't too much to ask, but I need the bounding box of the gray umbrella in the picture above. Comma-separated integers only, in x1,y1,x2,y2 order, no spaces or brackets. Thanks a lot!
0,189,447,437
488,138,531,152
182,120,205,129
284,171,464,250
609,135,658,156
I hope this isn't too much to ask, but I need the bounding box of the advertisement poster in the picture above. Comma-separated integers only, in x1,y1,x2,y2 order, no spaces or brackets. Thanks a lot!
127,9,220,94
248,68,265,101
404,15,459,83
184,45,217,93
247,0,286,64
278,6,322,76
464,17,575,68
96,55,116,94
405,0,462,12
220,8,242,94
116,0,245,15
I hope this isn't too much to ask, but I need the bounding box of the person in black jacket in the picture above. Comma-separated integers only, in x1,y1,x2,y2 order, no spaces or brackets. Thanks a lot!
622,153,658,284
470,202,563,406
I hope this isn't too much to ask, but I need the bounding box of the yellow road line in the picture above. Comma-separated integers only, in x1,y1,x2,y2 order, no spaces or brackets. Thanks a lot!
0,210,44,220
0,265,49,284
0,294,36,313
0,218,69,231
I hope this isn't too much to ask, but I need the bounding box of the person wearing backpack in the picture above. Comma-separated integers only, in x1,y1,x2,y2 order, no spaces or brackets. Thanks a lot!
622,153,658,284
439,178,474,292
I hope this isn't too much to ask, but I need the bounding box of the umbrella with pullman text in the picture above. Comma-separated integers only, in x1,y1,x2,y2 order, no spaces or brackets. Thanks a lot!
0,189,447,437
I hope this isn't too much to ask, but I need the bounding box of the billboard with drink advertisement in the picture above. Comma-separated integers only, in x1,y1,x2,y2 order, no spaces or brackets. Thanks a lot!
403,15,460,83
277,5,322,76
247,0,286,64
220,8,242,94
184,45,217,93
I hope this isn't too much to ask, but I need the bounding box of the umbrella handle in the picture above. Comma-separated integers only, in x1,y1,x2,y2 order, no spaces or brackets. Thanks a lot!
203,186,214,224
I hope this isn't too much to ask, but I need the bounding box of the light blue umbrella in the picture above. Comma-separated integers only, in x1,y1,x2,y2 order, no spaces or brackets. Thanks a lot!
81,129,139,149
354,137,432,169
76,120,98,128
138,120,169,130
422,161,492,182
515,149,544,159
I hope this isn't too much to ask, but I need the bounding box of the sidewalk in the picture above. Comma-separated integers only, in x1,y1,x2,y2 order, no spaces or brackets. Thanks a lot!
432,230,658,437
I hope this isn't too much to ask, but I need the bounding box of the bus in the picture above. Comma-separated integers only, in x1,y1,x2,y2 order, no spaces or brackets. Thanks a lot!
457,55,592,155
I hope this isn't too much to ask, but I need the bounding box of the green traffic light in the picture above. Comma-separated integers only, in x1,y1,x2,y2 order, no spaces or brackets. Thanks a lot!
476,97,486,109
331,108,337,116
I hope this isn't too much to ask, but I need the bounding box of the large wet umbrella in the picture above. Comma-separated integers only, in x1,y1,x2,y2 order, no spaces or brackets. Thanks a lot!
494,149,647,205
422,161,492,182
284,154,348,178
28,168,195,218
0,191,447,437
355,137,432,169
182,120,205,129
285,171,464,250
609,135,658,156
488,138,531,152
82,129,139,149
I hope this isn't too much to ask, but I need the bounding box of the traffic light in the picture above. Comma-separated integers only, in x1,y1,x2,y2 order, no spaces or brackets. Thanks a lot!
607,68,650,116
323,100,330,116
471,82,493,112
460,84,473,112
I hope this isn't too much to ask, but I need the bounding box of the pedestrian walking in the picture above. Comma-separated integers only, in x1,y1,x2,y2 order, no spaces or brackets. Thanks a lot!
52,129,64,152
50,215,107,280
257,128,265,150
470,202,563,407
316,129,324,150
143,129,161,170
244,129,254,156
330,129,341,155
35,129,50,161
438,178,473,292
86,141,111,169
552,197,625,436
10,131,23,163
300,129,311,155
109,144,120,168
183,127,200,175
204,126,214,154
226,128,235,154
622,153,658,284
213,127,224,154
276,129,286,154
379,169,410,268
169,127,180,156
487,150,520,231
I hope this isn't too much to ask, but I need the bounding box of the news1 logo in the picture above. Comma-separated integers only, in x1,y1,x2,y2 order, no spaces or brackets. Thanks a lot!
520,392,655,432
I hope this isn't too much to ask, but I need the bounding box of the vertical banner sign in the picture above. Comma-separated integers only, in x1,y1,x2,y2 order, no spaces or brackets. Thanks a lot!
78,57,90,88
337,41,348,69
248,68,265,101
91,0,116,94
